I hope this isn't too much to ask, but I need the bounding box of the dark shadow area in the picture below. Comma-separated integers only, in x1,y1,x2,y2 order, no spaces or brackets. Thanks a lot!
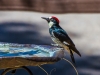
38,55,100,75
0,22,52,44
34,56,100,75
0,56,100,75
0,55,100,75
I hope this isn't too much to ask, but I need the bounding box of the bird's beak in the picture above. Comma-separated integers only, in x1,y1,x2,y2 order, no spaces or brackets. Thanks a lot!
41,17,50,23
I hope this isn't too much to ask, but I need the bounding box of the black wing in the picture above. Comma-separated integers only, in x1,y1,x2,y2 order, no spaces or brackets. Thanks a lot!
53,28,81,56
53,29,75,46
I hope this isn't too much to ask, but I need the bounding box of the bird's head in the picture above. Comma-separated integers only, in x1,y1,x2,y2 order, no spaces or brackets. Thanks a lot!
41,16,60,28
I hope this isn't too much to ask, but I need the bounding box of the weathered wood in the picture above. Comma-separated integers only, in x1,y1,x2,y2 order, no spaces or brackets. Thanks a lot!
0,0,100,13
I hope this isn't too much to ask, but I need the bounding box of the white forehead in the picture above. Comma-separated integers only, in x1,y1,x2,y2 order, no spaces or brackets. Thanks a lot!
49,16,52,19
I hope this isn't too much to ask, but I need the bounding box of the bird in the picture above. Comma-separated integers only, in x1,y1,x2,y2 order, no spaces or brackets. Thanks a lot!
41,16,81,63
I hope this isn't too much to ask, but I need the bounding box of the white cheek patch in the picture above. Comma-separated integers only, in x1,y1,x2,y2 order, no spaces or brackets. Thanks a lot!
49,21,54,28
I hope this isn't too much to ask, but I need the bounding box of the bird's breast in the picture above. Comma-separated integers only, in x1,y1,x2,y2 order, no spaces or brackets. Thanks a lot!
51,36,63,46
51,36,70,53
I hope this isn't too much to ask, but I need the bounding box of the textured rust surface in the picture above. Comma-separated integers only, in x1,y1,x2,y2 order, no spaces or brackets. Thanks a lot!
0,57,61,69
26,57,61,62
0,0,100,13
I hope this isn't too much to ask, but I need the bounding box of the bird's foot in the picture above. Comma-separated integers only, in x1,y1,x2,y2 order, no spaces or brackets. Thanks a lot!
56,47,64,50
51,44,59,47
51,44,64,50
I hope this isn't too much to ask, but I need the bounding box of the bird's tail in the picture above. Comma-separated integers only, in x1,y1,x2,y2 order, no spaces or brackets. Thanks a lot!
64,45,81,57
63,45,81,64
63,46,75,63
70,49,75,63
69,45,81,57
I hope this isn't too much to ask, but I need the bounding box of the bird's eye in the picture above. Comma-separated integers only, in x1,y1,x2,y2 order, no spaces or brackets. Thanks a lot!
50,18,56,22
50,18,53,21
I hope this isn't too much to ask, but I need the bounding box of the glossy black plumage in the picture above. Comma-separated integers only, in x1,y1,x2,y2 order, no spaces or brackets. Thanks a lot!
49,25,81,63
42,16,81,64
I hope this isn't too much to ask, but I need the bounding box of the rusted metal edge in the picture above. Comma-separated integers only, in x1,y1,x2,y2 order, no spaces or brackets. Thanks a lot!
0,57,61,69
0,57,61,62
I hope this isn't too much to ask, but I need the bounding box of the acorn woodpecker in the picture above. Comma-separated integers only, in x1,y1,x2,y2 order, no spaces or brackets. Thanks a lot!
41,16,81,63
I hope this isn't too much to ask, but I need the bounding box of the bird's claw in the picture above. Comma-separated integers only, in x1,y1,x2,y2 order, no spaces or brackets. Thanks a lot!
56,47,64,50
51,44,64,50
51,44,59,47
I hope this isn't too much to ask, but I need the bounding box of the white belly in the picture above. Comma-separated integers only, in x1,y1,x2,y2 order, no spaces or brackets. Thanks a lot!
51,37,70,52
51,37,63,47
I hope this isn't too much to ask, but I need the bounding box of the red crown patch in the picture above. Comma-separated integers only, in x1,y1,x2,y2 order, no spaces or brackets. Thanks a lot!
52,16,60,23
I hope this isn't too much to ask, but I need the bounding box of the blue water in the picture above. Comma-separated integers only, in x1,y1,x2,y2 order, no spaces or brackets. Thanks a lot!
0,50,39,57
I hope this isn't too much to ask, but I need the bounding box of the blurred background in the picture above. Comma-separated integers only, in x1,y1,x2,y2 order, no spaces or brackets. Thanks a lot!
0,0,100,75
